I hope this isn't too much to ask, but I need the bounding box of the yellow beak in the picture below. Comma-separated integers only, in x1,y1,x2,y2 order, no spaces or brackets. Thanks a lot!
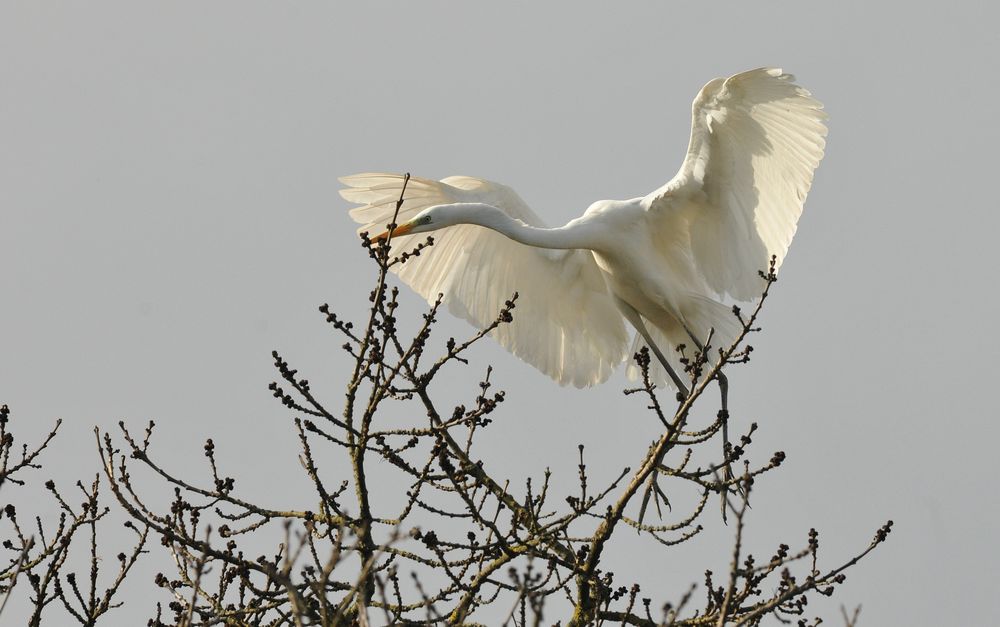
370,221,414,244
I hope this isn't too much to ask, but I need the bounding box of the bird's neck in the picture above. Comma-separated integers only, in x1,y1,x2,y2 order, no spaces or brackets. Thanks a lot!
457,204,595,250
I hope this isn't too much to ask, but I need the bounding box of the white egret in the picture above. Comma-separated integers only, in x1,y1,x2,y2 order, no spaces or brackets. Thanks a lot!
340,68,826,397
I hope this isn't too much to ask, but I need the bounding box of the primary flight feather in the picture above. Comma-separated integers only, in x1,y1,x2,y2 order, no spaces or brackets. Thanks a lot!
340,68,826,390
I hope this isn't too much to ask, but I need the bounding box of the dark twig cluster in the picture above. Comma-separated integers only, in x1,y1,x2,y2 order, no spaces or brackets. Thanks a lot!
0,405,148,626
1,177,890,625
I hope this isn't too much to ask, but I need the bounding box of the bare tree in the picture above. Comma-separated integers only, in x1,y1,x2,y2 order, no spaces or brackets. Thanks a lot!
3,176,891,625
0,405,148,626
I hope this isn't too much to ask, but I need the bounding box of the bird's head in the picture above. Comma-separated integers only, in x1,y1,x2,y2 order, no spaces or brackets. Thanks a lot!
369,205,465,244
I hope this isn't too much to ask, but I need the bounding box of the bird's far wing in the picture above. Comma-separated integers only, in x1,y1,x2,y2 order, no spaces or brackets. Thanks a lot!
645,68,827,301
339,173,630,387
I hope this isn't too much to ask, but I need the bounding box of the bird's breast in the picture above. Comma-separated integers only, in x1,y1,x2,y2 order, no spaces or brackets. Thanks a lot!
591,241,699,327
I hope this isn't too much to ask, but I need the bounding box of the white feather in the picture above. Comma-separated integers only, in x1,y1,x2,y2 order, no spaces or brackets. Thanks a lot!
646,68,828,301
339,68,826,390
338,174,629,388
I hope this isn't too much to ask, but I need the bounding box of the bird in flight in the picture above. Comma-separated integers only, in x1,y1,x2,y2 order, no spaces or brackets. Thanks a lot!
340,68,826,399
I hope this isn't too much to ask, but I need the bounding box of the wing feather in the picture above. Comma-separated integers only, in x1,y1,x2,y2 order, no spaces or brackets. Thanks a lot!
339,173,629,387
646,67,827,300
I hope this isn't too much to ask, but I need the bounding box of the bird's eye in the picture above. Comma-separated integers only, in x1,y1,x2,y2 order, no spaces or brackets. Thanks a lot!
422,216,432,224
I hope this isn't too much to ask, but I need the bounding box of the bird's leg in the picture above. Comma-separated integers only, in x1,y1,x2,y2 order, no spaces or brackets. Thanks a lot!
644,335,690,398
615,299,689,398
679,321,728,407
717,370,734,479
615,299,690,526
680,322,737,520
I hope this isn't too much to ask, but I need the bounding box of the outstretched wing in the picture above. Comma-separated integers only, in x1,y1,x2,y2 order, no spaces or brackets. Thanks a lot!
646,68,827,301
339,173,629,387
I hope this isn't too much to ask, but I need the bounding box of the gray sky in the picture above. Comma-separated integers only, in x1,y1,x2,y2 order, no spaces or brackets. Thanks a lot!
1,2,997,624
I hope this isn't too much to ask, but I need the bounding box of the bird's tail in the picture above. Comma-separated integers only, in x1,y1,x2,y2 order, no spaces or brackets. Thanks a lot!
625,295,743,391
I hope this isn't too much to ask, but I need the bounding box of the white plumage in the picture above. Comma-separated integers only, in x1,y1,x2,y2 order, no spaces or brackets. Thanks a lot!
340,68,827,390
